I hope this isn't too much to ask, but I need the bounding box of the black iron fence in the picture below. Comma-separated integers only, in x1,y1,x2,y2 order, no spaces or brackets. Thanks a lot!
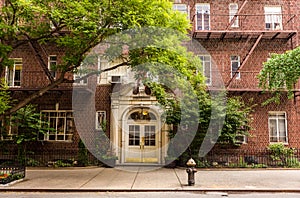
194,149,300,168
0,149,100,167
1,149,300,168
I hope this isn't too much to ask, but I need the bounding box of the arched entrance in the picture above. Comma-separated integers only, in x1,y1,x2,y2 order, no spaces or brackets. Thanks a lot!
122,108,161,164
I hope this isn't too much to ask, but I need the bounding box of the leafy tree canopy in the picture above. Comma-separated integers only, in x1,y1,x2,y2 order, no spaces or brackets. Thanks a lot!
0,0,190,114
258,46,300,103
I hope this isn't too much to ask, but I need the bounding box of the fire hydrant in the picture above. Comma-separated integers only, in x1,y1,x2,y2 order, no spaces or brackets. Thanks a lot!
186,158,197,186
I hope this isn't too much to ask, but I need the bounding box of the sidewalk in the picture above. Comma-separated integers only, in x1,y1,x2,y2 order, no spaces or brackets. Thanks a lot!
1,166,300,192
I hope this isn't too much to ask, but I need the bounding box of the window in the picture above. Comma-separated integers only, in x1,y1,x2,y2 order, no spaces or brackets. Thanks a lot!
110,75,122,83
173,4,188,18
129,125,140,146
199,55,211,85
265,6,282,30
73,63,88,85
40,111,74,141
269,112,288,143
231,55,240,79
144,125,156,146
236,134,247,144
229,3,239,27
96,111,106,130
48,55,57,79
0,117,18,140
98,58,109,84
6,58,22,87
196,3,210,30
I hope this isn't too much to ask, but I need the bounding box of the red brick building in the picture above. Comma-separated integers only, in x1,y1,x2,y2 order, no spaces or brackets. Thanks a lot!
180,0,300,151
1,0,300,166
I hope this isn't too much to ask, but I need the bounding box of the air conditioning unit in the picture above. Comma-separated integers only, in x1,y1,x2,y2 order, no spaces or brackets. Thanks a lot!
110,75,122,84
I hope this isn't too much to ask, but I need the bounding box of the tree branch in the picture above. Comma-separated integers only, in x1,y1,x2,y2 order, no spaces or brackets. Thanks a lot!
7,74,66,115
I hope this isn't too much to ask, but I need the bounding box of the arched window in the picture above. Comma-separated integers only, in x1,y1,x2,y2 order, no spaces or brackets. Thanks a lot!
128,109,156,121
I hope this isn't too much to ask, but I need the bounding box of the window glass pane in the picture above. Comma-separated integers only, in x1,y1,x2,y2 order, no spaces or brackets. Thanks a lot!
229,3,238,27
144,125,155,146
265,6,282,30
39,111,74,141
173,4,187,14
96,111,106,130
199,55,211,85
57,118,65,134
6,59,22,87
231,56,240,78
196,4,210,30
278,119,286,136
66,118,75,133
269,119,277,137
269,112,287,143
129,125,140,146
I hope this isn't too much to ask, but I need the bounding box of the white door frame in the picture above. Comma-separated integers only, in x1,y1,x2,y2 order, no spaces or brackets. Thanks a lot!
120,107,162,164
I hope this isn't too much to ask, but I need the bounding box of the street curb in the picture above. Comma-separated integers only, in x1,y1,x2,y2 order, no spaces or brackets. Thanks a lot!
1,188,300,193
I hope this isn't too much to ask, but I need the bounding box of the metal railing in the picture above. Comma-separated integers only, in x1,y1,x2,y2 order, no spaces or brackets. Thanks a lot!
1,148,300,168
195,149,300,168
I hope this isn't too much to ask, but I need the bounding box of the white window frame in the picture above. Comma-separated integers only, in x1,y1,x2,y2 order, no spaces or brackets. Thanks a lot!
73,63,88,85
264,6,282,30
48,55,57,79
231,55,241,79
173,4,189,19
96,111,106,130
97,57,111,84
268,111,288,144
40,110,74,142
196,3,210,30
236,134,247,144
229,3,239,27
199,55,212,85
5,58,22,87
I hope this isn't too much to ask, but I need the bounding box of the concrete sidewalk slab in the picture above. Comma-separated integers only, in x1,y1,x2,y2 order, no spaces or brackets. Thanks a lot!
175,168,300,190
1,167,300,192
80,168,137,190
132,168,182,190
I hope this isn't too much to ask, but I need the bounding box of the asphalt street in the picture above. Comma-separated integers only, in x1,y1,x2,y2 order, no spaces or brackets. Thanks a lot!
2,192,300,198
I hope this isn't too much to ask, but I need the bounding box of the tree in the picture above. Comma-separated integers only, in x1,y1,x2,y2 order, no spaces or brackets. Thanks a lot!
0,82,49,164
0,0,190,115
11,104,49,164
258,46,300,103
1,0,254,162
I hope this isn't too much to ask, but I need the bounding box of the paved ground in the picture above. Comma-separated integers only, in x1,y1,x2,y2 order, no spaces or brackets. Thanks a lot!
1,166,300,192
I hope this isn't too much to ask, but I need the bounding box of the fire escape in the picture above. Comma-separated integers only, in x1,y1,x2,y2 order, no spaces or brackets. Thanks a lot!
190,0,298,91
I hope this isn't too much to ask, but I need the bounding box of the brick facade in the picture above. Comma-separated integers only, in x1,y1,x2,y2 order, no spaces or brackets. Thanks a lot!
184,0,300,152
1,0,300,163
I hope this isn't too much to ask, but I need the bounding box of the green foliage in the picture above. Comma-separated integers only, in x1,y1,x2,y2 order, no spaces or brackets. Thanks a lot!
187,96,254,158
0,79,11,114
218,96,254,146
268,143,300,167
1,0,191,114
258,47,300,104
1,1,256,166
11,104,48,144
0,0,190,73
78,139,89,166
53,160,73,168
25,157,41,167
237,156,248,168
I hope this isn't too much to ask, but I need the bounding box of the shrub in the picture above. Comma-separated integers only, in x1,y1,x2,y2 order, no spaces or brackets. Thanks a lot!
268,143,300,167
